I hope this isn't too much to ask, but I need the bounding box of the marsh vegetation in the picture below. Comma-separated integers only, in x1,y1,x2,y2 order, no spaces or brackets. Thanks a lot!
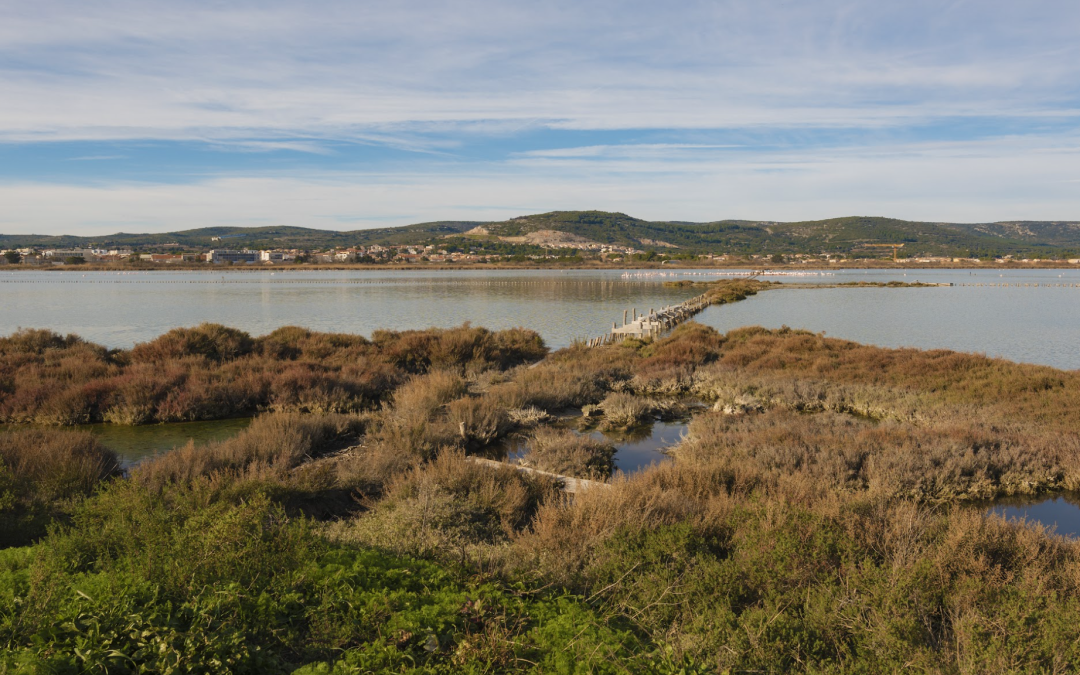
2,280,1079,672
0,322,546,425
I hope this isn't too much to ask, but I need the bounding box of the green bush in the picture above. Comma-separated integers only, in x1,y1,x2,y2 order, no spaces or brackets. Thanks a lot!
0,480,695,674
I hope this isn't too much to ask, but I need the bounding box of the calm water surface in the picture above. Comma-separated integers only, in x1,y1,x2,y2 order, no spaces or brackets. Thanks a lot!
0,269,701,350
987,494,1080,539
3,267,1080,368
693,268,1080,370
0,417,251,467
502,417,684,476
89,418,250,466
586,420,684,474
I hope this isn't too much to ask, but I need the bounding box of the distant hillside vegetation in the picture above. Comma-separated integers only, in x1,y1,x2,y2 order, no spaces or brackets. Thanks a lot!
449,211,1080,257
0,222,481,251
3,211,1079,257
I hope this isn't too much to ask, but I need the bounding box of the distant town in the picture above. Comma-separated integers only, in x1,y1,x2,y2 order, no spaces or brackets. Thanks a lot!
1,241,648,266
4,212,1080,267
2,242,1078,268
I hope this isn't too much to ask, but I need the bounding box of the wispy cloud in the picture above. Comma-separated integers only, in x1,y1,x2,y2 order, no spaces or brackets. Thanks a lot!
65,154,127,161
520,144,744,159
1,0,1078,231
2,0,1079,140
3,133,1079,234
205,140,334,155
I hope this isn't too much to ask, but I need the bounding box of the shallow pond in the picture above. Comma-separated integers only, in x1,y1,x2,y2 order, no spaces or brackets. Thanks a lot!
501,417,685,476
1,418,252,467
986,494,1080,538
584,419,686,474
89,418,252,466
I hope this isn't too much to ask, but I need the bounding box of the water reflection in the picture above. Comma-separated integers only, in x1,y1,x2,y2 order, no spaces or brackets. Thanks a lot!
586,420,685,474
87,418,251,467
498,417,686,476
5,267,1079,367
0,269,704,350
986,494,1080,538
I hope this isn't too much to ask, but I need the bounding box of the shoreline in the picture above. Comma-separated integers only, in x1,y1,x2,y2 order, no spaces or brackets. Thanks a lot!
4,260,1080,273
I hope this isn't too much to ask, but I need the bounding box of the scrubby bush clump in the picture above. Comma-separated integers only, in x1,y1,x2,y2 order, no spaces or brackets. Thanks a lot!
597,392,653,429
129,323,255,363
0,323,547,425
0,428,119,546
334,450,558,559
520,427,616,480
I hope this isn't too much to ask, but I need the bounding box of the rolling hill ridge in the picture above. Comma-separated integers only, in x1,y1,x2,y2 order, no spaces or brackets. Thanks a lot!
3,211,1079,257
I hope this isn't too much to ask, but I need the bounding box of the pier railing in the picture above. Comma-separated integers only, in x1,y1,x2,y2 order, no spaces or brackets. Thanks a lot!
580,289,714,347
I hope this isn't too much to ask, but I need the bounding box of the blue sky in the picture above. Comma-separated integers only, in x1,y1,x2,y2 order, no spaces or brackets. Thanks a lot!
1,0,1078,234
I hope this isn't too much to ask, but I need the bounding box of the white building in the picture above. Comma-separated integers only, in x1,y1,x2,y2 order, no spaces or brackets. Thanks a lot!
43,248,99,261
207,249,258,264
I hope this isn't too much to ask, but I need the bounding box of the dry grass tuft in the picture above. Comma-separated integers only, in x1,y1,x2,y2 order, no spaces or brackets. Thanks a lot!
0,427,120,545
519,427,616,480
134,411,362,491
598,392,653,429
329,449,557,559
446,395,512,446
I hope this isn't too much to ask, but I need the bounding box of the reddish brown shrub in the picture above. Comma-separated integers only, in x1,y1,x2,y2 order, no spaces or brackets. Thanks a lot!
129,323,255,363
0,324,542,425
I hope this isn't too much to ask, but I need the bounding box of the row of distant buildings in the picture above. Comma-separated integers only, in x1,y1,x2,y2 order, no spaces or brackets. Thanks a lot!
6,245,1078,266
0,247,303,264
0,243,501,265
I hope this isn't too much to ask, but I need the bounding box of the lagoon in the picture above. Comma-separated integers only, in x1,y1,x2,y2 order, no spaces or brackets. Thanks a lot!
3,267,1080,369
697,268,1080,370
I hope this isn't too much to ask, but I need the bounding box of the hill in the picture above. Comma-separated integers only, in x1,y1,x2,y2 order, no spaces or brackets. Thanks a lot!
0,222,481,251
449,212,1080,257
3,212,1079,258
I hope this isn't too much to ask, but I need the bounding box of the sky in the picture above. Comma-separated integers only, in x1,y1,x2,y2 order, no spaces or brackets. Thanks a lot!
1,0,1079,235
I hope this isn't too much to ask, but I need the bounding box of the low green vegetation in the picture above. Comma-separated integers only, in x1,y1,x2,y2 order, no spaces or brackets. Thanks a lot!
2,281,1079,671
0,484,682,674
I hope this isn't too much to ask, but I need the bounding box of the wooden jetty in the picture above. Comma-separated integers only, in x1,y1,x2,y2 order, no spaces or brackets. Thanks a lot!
580,289,715,347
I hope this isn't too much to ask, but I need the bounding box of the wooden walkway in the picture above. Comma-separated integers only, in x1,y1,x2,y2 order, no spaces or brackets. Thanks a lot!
581,289,715,347
465,456,609,494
